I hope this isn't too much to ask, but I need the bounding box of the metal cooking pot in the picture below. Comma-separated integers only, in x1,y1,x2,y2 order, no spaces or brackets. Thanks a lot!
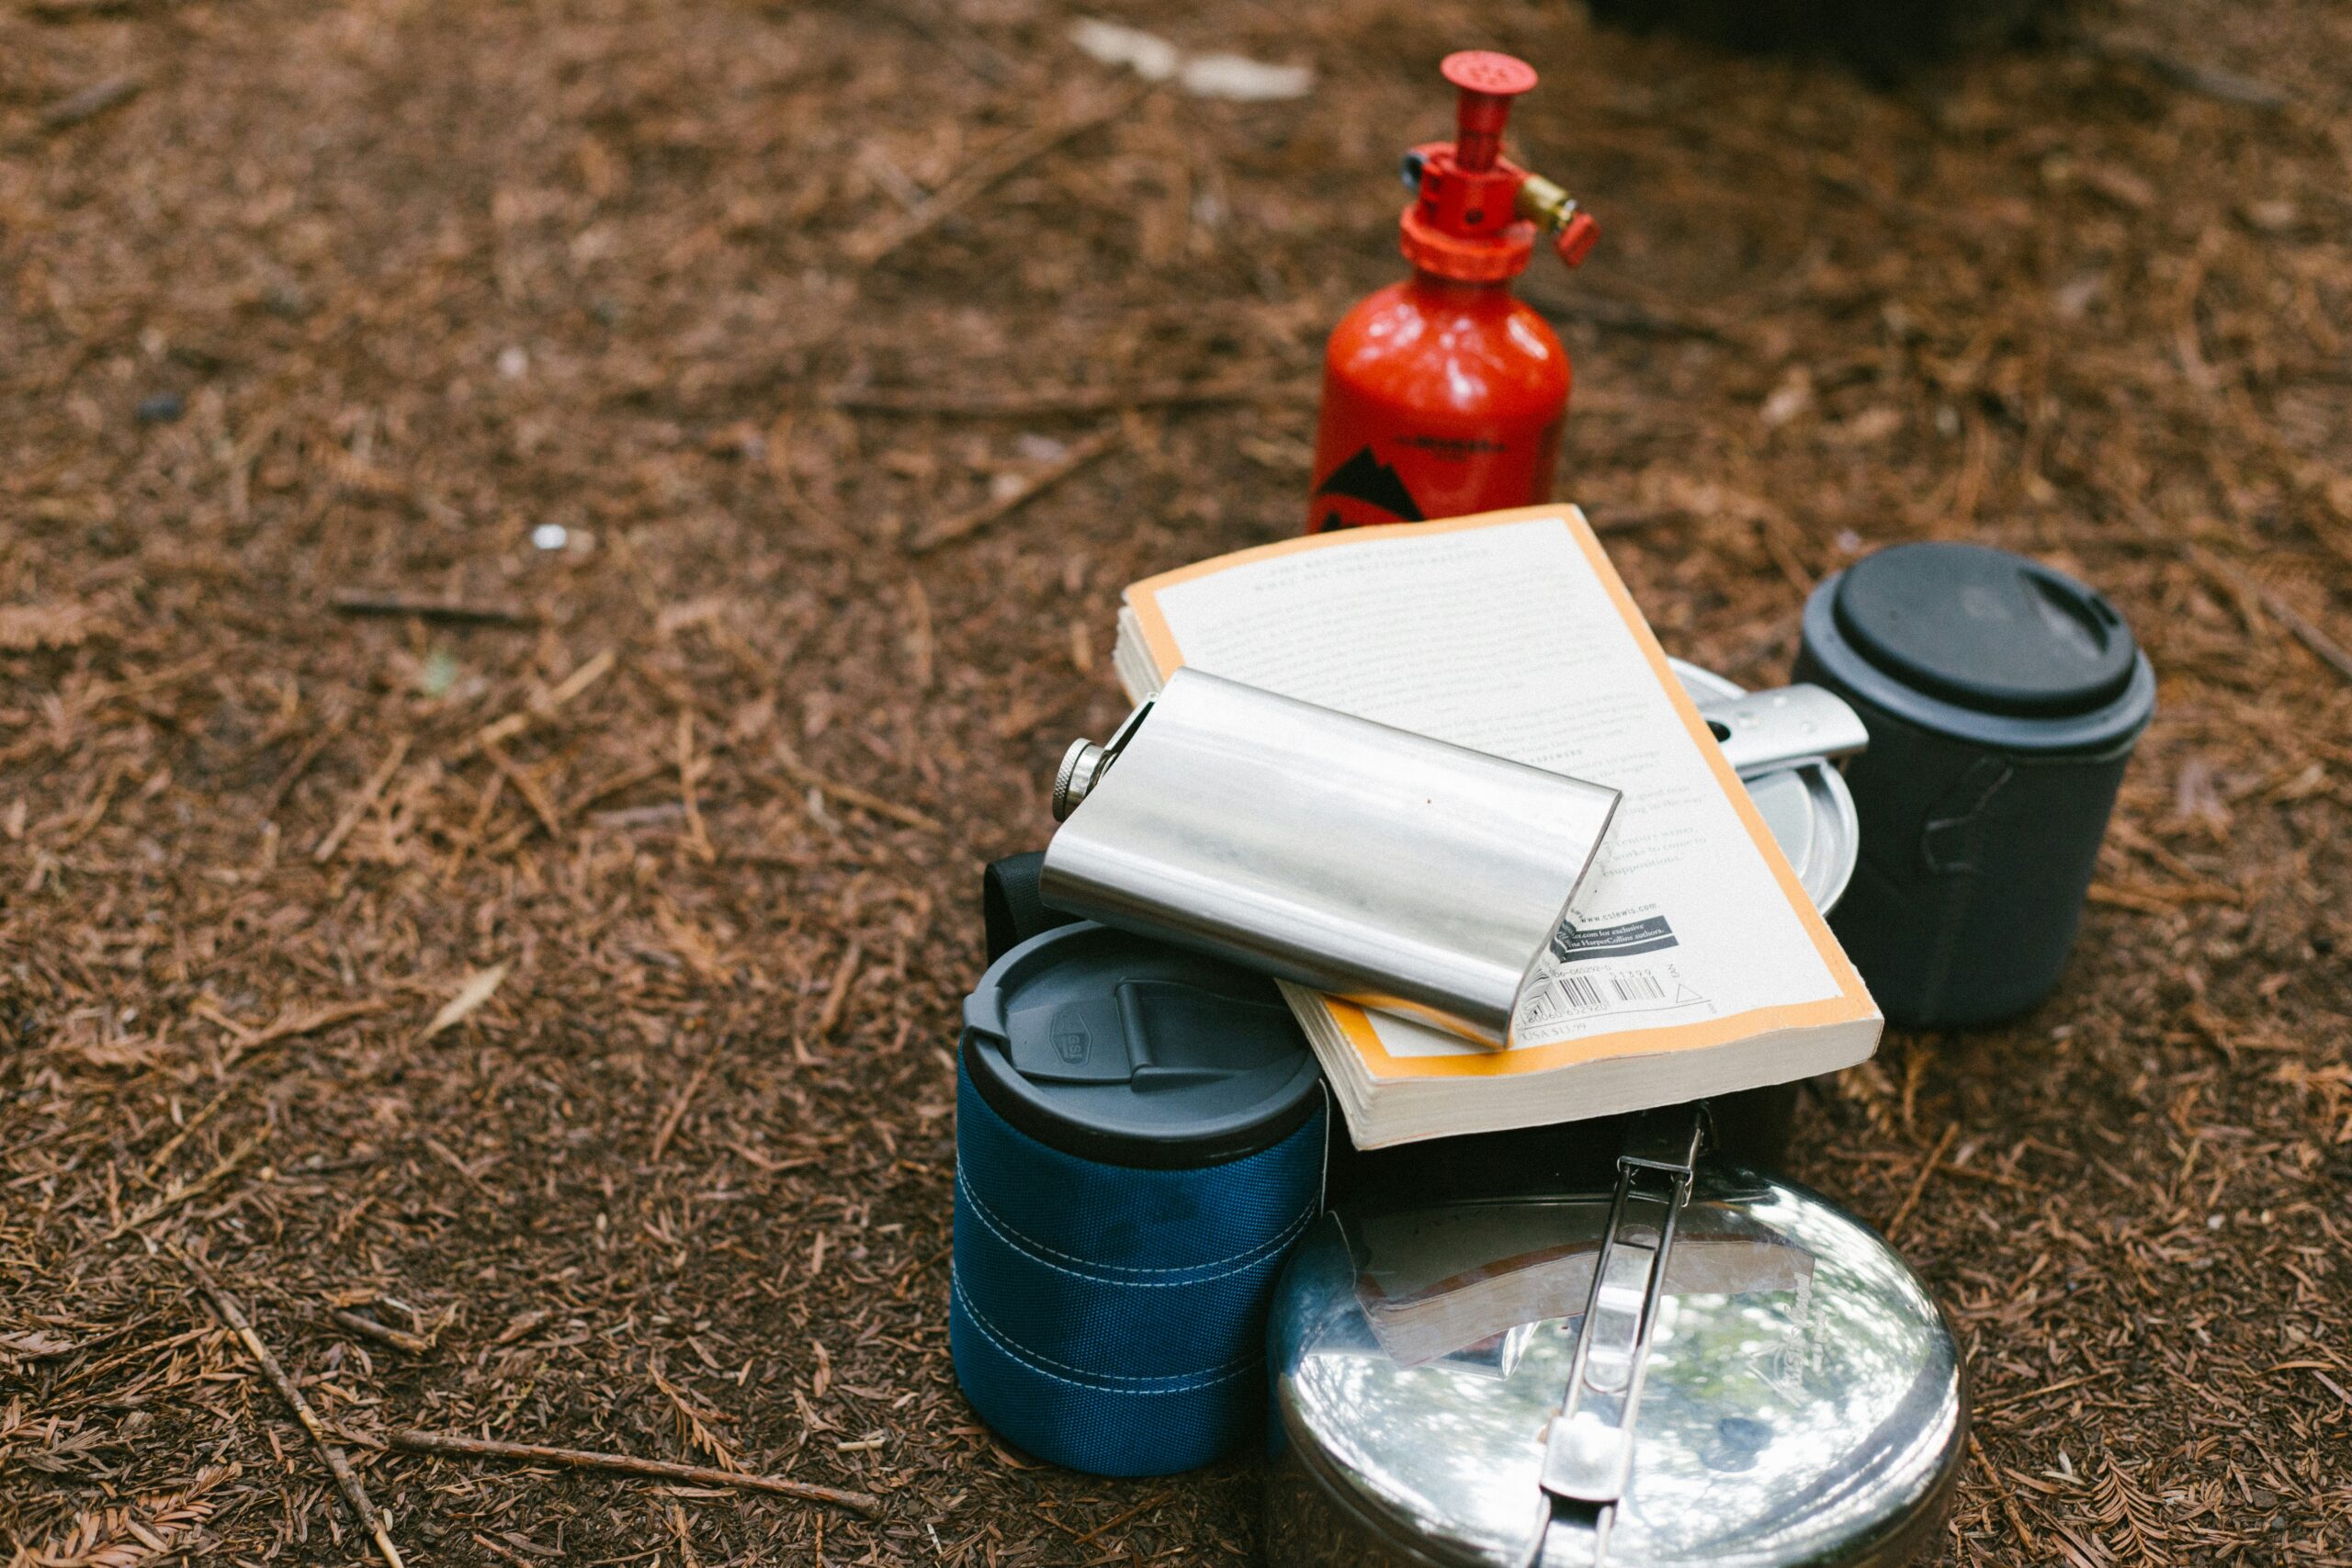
1267,1113,1967,1567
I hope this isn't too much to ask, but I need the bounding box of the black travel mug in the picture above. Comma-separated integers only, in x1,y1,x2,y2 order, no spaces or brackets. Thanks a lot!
1795,542,2155,1028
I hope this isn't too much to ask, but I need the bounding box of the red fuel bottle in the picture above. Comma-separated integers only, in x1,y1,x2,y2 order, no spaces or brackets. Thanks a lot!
1307,52,1599,533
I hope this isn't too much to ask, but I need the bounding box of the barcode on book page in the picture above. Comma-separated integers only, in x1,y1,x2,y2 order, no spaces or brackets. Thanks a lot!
1611,970,1666,1003
1557,974,1606,1012
1518,962,1699,1033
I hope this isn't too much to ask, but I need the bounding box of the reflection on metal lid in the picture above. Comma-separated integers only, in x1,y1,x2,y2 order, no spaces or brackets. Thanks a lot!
1267,1170,1967,1567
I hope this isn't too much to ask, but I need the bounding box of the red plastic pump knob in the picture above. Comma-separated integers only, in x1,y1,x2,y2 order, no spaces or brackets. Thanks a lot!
1555,210,1600,267
1439,51,1536,173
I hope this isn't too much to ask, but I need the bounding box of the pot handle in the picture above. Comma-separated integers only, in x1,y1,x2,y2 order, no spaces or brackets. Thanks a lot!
1693,682,1870,778
1527,1106,1706,1568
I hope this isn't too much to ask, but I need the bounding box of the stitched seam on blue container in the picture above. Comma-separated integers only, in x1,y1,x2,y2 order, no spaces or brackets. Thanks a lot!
956,1164,1315,1285
952,1275,1260,1393
954,1276,1253,1387
956,1163,1314,1280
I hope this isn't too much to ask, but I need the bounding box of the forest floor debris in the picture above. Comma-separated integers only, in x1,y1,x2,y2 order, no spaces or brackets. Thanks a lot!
2,0,2346,1562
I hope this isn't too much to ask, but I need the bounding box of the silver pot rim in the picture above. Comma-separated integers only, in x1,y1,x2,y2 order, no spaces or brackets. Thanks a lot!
1668,659,1860,916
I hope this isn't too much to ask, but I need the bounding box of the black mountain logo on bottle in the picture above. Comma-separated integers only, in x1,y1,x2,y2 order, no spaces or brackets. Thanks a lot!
1313,446,1425,524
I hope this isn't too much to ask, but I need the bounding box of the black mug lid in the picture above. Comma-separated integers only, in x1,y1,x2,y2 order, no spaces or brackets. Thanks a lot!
962,921,1324,1169
1832,543,2139,719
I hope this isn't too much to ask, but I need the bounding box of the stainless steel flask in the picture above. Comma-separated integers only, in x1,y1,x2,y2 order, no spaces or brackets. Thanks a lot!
1040,665,1865,1049
1040,668,1623,1048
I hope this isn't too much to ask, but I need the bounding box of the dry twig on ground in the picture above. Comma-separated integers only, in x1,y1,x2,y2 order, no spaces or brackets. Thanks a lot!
387,1430,881,1516
906,425,1124,553
179,1249,407,1568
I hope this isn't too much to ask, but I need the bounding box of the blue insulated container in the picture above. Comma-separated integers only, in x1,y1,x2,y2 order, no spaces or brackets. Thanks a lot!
1796,543,2156,1028
951,920,1326,1476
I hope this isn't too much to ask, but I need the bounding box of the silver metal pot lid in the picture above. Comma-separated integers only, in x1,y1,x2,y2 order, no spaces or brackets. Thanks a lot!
1669,660,1860,916
1267,1139,1966,1567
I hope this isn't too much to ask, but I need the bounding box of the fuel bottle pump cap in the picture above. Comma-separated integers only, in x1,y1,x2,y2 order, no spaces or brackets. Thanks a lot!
1398,52,1597,283
1441,51,1538,96
1441,51,1538,170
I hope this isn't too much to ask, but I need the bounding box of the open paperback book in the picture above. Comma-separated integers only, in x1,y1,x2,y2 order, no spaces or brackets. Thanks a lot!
1111,504,1881,1148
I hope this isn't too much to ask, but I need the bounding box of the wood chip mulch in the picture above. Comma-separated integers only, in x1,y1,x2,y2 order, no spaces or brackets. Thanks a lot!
3,0,2346,1562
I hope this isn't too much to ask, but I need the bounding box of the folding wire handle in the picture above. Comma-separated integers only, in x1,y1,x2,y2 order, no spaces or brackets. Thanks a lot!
1527,1108,1706,1568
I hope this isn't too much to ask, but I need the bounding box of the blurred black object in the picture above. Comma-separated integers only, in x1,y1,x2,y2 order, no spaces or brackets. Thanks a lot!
1323,1079,1800,1210
982,850,1078,964
1585,0,2054,77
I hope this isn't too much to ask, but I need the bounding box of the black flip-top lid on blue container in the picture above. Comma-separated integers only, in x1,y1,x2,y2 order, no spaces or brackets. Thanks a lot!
1804,542,2155,754
961,922,1324,1170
